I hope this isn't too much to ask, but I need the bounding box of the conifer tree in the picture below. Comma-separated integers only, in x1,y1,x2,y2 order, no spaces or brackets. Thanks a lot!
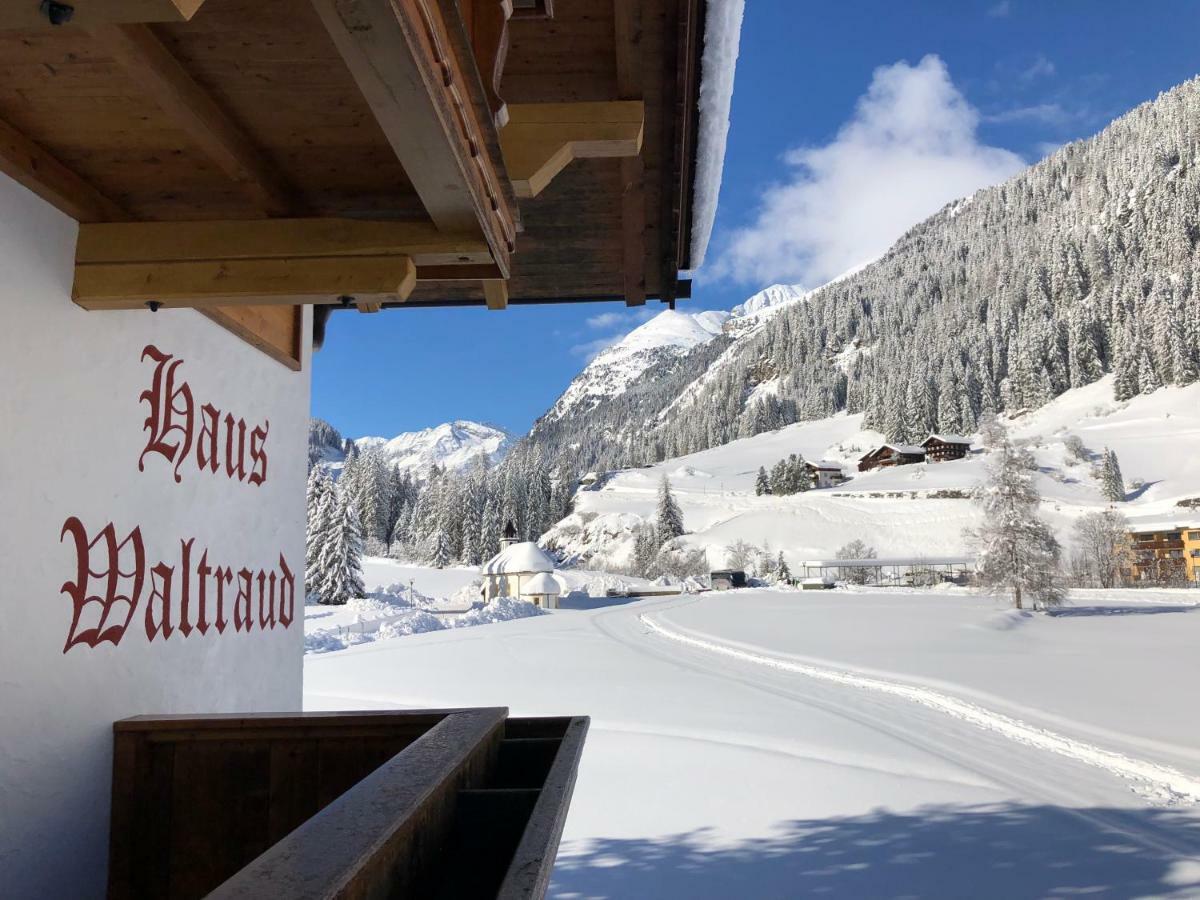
1101,448,1126,501
776,552,791,583
316,497,366,605
755,466,770,496
305,470,337,596
967,441,1064,610
656,475,685,542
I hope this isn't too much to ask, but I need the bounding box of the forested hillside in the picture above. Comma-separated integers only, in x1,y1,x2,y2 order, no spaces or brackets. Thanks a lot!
523,76,1200,475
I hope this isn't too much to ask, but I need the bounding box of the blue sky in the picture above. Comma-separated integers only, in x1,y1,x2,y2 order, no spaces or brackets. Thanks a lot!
312,0,1200,439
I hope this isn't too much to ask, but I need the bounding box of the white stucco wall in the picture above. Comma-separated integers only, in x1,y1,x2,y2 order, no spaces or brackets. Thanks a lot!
0,178,312,896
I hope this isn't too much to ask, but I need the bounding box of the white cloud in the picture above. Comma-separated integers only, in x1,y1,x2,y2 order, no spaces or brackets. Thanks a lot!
1019,54,1056,82
987,1,1011,17
708,55,1024,289
984,102,1071,125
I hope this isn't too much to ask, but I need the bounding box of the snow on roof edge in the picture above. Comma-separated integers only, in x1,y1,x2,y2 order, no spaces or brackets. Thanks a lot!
687,0,745,269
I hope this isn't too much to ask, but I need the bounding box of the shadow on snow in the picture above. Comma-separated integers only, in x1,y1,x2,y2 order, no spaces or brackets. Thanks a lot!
551,803,1200,899
1050,604,1198,617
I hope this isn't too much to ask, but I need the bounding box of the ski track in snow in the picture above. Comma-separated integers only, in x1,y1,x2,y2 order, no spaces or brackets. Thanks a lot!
639,611,1200,807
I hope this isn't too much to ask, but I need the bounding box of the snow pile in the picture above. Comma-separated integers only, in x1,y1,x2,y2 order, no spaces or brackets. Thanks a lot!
454,596,547,627
375,609,446,639
689,0,745,267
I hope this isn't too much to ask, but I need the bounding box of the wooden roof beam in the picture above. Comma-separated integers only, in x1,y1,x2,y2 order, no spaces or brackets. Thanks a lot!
93,23,294,217
0,115,126,222
73,256,418,310
0,0,206,29
76,218,491,267
310,0,518,276
501,101,644,199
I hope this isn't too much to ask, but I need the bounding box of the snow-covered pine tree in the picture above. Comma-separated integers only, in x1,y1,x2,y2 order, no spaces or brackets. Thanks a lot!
755,466,770,496
632,522,661,577
1100,448,1126,501
316,497,366,605
967,441,1065,610
776,552,791,583
304,468,337,596
430,525,451,569
656,475,685,541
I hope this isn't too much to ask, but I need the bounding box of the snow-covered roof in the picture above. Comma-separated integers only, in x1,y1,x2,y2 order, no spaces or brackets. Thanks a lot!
521,572,561,596
805,459,843,470
924,434,972,445
859,444,925,460
1125,517,1200,533
482,541,555,575
688,0,745,268
802,556,975,568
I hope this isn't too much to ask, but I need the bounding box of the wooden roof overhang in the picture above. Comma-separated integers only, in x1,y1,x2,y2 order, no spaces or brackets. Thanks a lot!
0,0,708,369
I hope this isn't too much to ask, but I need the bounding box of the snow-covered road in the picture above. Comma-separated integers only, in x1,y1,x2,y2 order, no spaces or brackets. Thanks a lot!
305,589,1200,898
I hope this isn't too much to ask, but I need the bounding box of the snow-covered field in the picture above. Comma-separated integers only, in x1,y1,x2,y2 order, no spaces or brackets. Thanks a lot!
547,376,1200,570
304,587,1200,898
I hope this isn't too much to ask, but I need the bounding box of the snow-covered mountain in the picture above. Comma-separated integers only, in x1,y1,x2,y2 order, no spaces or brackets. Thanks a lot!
310,418,510,478
543,309,730,423
540,286,810,427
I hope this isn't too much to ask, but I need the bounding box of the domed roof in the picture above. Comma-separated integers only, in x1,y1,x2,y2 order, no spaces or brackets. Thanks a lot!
482,541,555,575
521,572,561,596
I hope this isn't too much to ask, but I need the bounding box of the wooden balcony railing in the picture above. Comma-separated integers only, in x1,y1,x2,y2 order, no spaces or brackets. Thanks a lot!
108,709,588,899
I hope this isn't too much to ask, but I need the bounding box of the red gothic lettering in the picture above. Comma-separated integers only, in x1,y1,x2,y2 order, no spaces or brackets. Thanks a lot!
144,562,174,641
58,517,144,653
138,345,194,484
248,422,269,486
225,414,247,482
257,571,277,629
234,568,253,631
178,539,194,637
195,550,211,635
58,516,295,651
278,555,295,627
214,566,233,634
197,403,220,473
136,345,269,486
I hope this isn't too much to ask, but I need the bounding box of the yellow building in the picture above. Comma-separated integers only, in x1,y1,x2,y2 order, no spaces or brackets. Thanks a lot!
1127,520,1200,584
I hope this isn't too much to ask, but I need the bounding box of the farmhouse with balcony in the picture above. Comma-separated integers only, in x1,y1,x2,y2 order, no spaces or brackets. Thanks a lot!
0,1,741,895
858,444,926,472
921,434,972,463
1126,519,1200,584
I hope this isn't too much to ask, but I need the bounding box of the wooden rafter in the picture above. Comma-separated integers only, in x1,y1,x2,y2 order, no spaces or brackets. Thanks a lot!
482,278,508,310
93,24,294,216
77,219,491,267
0,0,206,29
0,115,127,222
500,101,644,199
73,256,418,310
309,0,518,275
613,0,646,307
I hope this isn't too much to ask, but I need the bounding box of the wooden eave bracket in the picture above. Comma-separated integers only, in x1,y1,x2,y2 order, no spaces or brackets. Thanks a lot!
501,101,645,199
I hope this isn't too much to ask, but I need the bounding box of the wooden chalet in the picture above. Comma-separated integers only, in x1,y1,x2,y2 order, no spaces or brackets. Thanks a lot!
921,434,972,463
0,2,742,897
857,443,926,472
